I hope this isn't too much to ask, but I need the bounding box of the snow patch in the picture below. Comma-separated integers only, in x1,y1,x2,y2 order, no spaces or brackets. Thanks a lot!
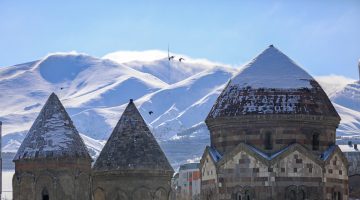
230,46,313,89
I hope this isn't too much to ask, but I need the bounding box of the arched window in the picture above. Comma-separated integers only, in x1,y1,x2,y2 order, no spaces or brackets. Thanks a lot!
42,188,49,200
265,132,273,150
244,190,251,200
312,133,319,150
289,190,296,200
298,189,306,200
236,192,242,200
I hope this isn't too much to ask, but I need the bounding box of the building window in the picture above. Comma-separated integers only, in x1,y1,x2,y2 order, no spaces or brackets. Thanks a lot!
42,188,49,200
244,190,251,200
312,133,319,150
294,168,297,173
265,132,273,150
298,189,306,200
333,191,342,200
236,192,242,200
289,190,296,200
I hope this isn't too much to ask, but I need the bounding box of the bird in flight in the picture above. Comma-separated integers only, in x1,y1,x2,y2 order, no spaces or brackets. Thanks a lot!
179,58,185,62
149,111,154,115
168,56,175,61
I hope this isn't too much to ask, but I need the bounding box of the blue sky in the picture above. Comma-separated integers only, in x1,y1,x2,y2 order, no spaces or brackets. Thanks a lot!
0,0,359,79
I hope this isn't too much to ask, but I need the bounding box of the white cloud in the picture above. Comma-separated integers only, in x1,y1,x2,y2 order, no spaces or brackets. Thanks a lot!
102,49,231,67
315,75,356,97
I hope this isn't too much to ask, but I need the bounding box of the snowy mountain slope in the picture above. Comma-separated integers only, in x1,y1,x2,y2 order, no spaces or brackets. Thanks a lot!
0,52,167,136
69,66,236,140
315,75,356,98
138,66,236,139
334,103,360,136
2,139,21,153
104,50,226,84
331,81,360,111
1,50,359,171
38,53,168,108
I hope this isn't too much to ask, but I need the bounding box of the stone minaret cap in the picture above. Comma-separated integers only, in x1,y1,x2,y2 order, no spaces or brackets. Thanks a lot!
13,92,91,161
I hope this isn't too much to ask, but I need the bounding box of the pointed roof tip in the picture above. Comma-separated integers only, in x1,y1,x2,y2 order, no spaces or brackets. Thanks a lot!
269,44,274,48
14,91,91,161
93,98,173,173
48,92,60,101
129,98,134,103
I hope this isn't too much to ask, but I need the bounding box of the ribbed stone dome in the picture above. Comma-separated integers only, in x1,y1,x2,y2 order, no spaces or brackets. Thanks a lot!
206,46,340,155
207,45,339,120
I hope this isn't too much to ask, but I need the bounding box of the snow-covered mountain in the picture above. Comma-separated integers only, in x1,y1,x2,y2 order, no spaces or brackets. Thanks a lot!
1,50,359,170
332,81,360,112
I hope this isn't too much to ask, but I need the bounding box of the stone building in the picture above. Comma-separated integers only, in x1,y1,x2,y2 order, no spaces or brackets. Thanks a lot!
92,99,174,200
200,45,349,200
339,143,360,199
12,94,174,200
12,93,92,200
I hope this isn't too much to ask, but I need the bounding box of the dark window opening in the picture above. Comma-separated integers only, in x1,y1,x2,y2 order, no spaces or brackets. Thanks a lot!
298,189,306,200
332,191,342,200
312,133,320,150
236,193,242,200
289,190,296,200
244,190,251,200
337,192,341,200
265,132,273,150
42,188,49,200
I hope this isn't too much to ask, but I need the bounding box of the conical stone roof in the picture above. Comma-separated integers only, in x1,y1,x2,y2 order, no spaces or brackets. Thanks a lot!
14,93,91,161
93,100,173,173
207,45,339,120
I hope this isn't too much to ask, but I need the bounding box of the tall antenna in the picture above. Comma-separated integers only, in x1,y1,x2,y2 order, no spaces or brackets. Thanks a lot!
168,44,170,60
358,59,360,81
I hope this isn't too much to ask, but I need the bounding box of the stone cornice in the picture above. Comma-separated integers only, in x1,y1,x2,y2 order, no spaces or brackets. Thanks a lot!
92,169,174,177
206,114,340,129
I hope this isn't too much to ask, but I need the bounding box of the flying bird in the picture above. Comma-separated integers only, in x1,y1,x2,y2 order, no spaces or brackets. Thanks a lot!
179,58,185,62
60,87,64,90
149,111,154,115
168,56,175,61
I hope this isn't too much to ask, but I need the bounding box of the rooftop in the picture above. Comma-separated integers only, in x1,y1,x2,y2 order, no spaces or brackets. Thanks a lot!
93,100,174,173
14,93,91,161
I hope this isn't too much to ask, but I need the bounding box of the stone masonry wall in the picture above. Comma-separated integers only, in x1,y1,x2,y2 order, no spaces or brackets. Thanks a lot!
208,116,337,155
92,171,173,200
13,159,91,200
